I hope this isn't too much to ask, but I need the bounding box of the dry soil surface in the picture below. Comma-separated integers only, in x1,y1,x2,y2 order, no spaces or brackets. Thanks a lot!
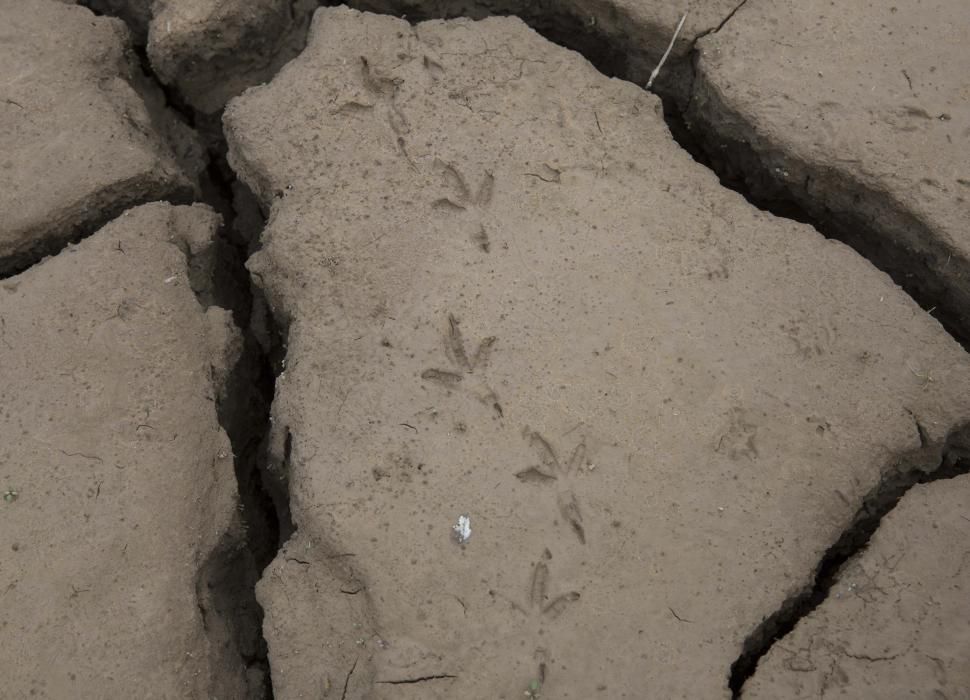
690,0,970,342
224,7,970,698
1,1,969,699
0,0,200,275
743,474,970,698
0,203,244,698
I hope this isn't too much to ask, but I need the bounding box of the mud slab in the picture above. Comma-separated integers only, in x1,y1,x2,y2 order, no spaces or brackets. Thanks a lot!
225,8,970,698
83,0,318,116
743,473,970,697
0,204,246,698
689,0,970,341
0,0,199,276
147,0,318,116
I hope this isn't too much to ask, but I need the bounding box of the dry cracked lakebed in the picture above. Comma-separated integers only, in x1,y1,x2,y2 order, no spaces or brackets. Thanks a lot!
1,1,969,699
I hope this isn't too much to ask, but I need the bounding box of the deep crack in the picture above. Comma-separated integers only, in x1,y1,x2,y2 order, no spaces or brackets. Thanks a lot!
75,4,295,697
728,425,970,696
199,140,293,700
681,65,970,349
0,185,194,281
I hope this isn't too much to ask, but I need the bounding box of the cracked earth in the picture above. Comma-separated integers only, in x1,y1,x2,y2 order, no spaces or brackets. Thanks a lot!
1,1,968,698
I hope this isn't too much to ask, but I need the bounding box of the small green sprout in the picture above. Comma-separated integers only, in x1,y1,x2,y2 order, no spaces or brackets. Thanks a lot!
2,489,17,503
524,679,542,699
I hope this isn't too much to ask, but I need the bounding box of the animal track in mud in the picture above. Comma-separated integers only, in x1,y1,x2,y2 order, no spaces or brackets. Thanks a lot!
420,312,502,415
515,429,593,544
336,55,419,168
432,160,496,252
715,406,759,461
433,160,494,211
781,311,838,359
499,550,580,621
489,552,577,692
527,555,580,619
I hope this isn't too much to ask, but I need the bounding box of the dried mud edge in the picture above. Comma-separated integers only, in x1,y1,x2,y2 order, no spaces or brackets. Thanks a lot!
174,122,295,698
39,1,970,698
194,164,294,699
1,14,206,281
0,178,195,281
71,4,297,697
684,65,970,349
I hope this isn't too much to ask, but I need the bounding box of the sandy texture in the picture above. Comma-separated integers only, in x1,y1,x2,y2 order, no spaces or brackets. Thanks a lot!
743,473,970,698
225,8,970,698
690,0,970,338
148,0,318,116
0,203,245,698
0,0,199,274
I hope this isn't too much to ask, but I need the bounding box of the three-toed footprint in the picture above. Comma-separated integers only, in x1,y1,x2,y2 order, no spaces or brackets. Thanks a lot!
515,429,592,544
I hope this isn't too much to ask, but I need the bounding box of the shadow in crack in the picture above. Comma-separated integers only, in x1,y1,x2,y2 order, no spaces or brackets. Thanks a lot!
728,422,970,695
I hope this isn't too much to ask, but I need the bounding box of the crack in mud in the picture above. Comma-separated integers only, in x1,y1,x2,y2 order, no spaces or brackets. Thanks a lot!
688,0,750,50
709,0,749,37
681,14,970,350
341,656,359,700
74,4,294,697
196,142,293,700
0,185,195,281
0,1,208,282
376,673,459,684
728,426,970,696
680,66,970,349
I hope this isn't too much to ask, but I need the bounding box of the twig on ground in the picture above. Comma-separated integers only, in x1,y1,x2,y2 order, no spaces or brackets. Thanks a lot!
646,10,689,90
